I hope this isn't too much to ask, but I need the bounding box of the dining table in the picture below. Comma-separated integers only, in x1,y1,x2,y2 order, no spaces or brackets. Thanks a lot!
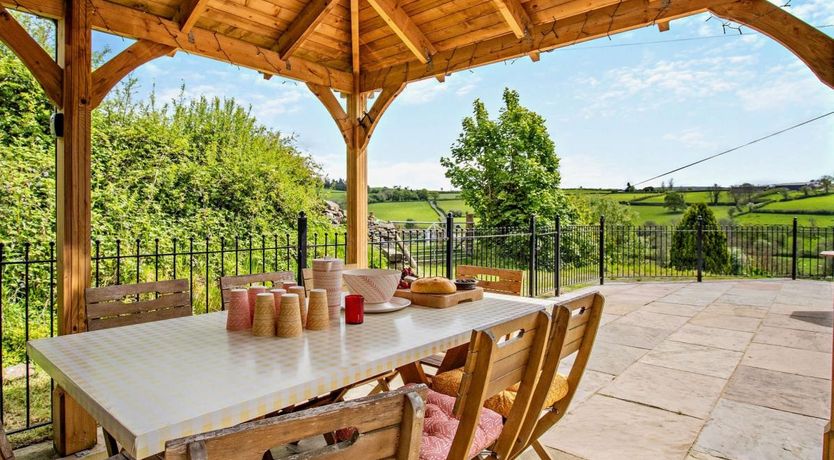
27,292,556,459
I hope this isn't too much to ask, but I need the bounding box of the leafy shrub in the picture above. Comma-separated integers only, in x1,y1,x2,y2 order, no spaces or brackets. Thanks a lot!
670,203,730,273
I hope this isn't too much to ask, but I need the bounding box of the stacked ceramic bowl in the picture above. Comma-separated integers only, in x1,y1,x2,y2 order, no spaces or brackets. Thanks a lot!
342,269,410,313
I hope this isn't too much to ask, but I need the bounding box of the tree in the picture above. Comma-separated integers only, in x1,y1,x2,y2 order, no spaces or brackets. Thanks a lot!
710,185,722,205
664,192,686,212
670,203,730,273
820,175,833,194
441,88,574,228
625,182,635,192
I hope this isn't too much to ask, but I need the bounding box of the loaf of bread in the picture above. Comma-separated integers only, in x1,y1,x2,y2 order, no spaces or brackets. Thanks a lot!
411,277,456,294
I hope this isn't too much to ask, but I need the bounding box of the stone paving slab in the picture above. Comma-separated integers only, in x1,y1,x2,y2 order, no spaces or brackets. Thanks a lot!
723,365,830,419
541,395,704,460
741,342,831,379
640,340,744,379
667,324,753,352
642,301,705,317
578,340,648,375
753,326,832,353
763,313,832,333
600,362,726,419
688,311,762,332
692,399,826,460
596,322,673,349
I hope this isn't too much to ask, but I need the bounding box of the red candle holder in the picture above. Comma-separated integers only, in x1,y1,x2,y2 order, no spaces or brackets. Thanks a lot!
345,294,364,324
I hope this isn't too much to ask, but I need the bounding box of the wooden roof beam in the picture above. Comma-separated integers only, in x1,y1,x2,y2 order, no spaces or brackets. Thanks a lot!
177,0,211,33
491,0,533,39
709,0,834,89
361,0,736,91
657,20,670,32
0,5,62,105
81,0,353,93
307,82,352,144
359,83,405,149
365,0,437,64
91,40,174,108
277,0,337,60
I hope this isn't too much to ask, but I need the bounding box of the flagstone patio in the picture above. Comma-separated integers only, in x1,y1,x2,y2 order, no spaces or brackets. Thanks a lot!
534,279,833,460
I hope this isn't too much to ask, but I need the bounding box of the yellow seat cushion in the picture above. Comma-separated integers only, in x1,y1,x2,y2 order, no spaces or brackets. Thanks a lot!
431,368,569,418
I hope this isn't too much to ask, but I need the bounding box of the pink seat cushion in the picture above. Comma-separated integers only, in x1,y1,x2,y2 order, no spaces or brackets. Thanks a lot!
420,389,504,460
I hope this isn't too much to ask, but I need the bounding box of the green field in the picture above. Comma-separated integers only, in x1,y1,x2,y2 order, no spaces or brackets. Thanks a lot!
435,191,462,200
630,206,734,225
734,213,834,226
436,199,474,215
322,189,346,206
368,201,440,223
760,194,834,211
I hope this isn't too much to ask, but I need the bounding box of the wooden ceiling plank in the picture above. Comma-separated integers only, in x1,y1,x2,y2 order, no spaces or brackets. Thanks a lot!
178,0,211,32
360,0,734,91
0,5,62,105
277,0,337,60
85,0,354,92
365,0,437,63
91,40,174,108
350,0,359,74
490,0,532,39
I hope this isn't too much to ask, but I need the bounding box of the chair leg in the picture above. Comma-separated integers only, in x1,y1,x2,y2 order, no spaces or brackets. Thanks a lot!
103,429,119,457
531,440,552,460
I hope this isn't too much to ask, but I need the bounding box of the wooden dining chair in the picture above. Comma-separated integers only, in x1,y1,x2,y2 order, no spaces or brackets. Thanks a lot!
85,279,192,455
420,265,525,372
455,265,524,296
85,279,192,331
420,308,570,460
164,385,427,460
510,292,605,460
219,271,295,309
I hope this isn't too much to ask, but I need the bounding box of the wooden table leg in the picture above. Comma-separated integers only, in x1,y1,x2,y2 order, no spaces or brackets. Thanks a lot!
53,386,97,456
397,363,430,385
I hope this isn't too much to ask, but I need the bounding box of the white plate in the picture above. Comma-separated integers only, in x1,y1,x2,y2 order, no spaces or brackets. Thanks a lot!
341,296,411,313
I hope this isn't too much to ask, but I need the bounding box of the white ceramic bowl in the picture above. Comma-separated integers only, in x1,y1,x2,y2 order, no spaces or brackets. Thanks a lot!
342,269,400,304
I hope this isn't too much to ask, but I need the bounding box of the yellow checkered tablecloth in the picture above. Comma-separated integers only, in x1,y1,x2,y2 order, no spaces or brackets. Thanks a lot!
27,293,553,458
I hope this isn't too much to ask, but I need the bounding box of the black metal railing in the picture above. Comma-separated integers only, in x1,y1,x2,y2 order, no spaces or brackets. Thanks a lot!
1,213,832,439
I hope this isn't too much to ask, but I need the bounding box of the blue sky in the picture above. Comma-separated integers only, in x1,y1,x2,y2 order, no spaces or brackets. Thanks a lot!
94,0,834,190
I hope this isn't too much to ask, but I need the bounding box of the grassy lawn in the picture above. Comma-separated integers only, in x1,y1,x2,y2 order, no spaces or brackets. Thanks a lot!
369,201,440,223
321,189,346,206
759,194,834,211
436,199,474,215
435,192,462,200
735,213,834,227
4,371,52,448
631,205,734,225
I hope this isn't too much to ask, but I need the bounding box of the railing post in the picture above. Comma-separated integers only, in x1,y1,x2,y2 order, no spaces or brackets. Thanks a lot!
599,215,605,285
297,211,308,284
528,215,537,297
791,216,798,280
555,216,561,297
445,213,454,279
696,215,704,282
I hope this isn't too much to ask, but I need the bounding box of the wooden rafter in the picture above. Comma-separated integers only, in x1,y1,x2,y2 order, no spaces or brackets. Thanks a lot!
365,0,436,64
307,82,351,143
0,5,62,105
350,0,360,75
657,20,670,32
358,83,405,150
361,0,733,91
491,0,533,39
276,0,336,60
91,40,174,108
83,0,353,93
709,0,834,89
177,0,211,33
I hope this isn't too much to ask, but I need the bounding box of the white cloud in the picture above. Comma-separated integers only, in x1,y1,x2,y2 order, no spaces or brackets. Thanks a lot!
663,127,717,149
735,61,833,111
399,73,482,105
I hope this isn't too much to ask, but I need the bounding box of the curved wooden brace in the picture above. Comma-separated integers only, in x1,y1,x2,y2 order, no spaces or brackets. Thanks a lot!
0,5,63,105
359,83,406,150
91,40,174,108
709,0,834,89
306,82,352,144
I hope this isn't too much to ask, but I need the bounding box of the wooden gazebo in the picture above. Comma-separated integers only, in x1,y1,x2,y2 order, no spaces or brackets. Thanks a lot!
0,0,833,454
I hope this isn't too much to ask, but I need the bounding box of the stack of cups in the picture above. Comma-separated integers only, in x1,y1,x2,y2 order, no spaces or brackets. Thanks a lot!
247,285,266,322
312,258,344,320
269,288,286,318
252,293,276,337
276,293,303,337
306,289,329,330
282,281,298,291
288,285,307,326
226,288,252,331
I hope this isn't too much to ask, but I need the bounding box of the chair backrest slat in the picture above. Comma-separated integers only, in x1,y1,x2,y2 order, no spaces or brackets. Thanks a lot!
448,308,566,460
164,385,427,460
219,271,295,309
85,279,191,331
455,265,523,296
511,292,604,458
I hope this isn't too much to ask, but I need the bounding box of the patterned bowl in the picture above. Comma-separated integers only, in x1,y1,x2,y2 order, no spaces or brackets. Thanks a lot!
342,269,401,304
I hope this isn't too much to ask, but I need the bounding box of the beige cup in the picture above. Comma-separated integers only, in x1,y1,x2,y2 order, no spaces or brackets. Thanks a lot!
306,289,329,331
252,293,276,337
288,285,307,326
269,288,286,317
276,293,303,338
